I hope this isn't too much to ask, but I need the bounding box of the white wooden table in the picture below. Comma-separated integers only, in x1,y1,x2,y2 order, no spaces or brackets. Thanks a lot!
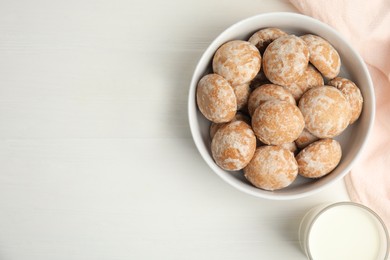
0,0,349,259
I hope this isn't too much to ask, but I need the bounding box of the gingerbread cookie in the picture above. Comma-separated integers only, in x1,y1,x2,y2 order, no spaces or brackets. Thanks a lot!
295,128,319,149
296,138,342,178
213,40,261,86
248,28,288,54
211,121,256,171
247,84,295,116
252,100,304,145
196,74,237,123
284,64,324,100
328,77,363,124
209,112,250,140
233,82,251,111
244,146,298,190
250,69,270,89
299,86,351,138
301,34,340,79
263,35,309,86
280,142,298,154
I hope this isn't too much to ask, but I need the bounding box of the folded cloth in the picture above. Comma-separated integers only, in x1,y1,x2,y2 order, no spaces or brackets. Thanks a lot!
289,0,390,228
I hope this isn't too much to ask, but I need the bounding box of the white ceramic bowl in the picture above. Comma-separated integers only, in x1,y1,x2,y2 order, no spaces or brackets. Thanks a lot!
188,12,375,200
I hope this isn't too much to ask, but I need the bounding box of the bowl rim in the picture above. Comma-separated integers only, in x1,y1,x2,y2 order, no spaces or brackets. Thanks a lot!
187,12,375,200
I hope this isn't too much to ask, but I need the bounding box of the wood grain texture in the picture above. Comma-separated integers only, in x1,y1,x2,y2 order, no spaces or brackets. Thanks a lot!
0,0,349,259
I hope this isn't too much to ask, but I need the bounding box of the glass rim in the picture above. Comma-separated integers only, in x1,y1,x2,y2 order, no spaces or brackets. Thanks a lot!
305,201,389,260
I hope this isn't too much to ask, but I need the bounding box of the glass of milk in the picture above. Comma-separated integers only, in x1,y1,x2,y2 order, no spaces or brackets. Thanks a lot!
299,202,389,260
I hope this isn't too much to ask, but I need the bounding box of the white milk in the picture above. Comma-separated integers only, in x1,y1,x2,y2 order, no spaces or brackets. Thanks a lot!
299,203,389,260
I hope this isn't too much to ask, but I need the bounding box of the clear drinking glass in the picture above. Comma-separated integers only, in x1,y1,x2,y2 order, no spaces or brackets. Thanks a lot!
299,202,389,260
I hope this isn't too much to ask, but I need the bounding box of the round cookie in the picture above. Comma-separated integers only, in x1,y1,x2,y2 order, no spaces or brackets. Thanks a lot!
280,142,298,154
284,64,324,101
232,82,251,111
250,69,270,89
211,121,256,171
282,83,303,102
263,35,309,86
213,40,261,86
328,77,363,124
296,139,342,178
295,128,319,149
196,74,237,123
248,28,288,54
300,34,341,79
299,86,351,138
209,112,250,140
247,84,296,116
252,100,305,145
244,146,298,191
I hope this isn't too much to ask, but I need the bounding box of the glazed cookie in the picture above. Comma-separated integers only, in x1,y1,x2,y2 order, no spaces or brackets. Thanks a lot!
295,128,319,149
250,69,270,89
248,28,288,54
196,74,237,123
328,77,363,124
296,139,342,178
211,121,256,171
213,40,261,86
301,34,341,79
209,112,250,140
252,100,305,145
263,35,309,86
232,82,251,111
284,64,324,101
299,86,351,138
280,142,298,154
244,146,298,191
247,84,295,116
282,83,303,102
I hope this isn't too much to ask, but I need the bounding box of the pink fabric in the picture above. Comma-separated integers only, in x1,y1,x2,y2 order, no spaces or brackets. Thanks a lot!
289,0,390,228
